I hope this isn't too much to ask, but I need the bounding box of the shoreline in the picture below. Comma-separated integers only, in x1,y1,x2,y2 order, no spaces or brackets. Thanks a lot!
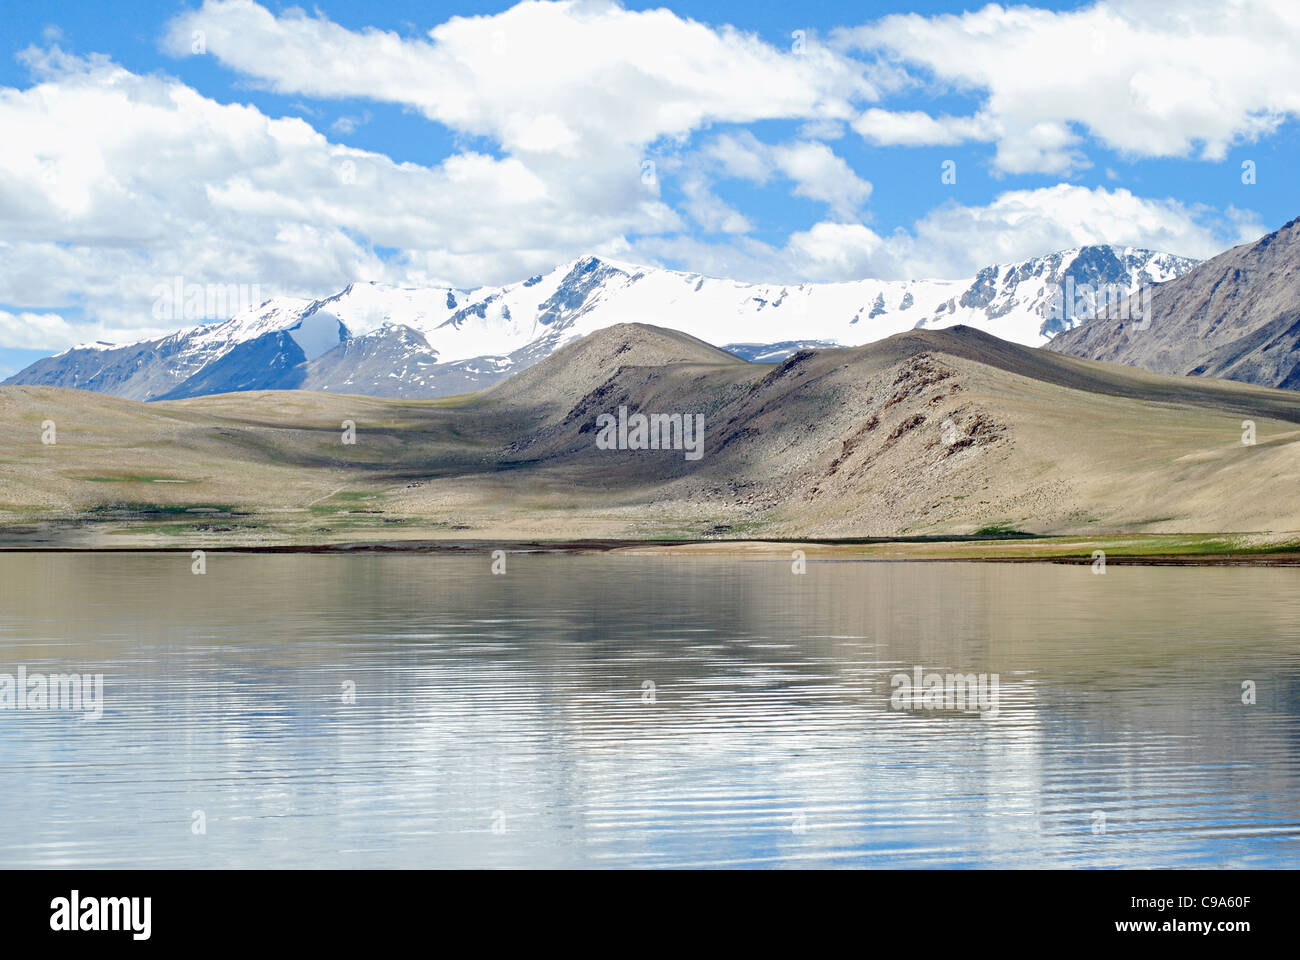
2,535,1299,565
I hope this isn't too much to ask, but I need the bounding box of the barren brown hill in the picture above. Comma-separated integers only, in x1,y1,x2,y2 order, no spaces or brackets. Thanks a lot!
483,321,744,410
1,322,1298,546
1050,216,1300,388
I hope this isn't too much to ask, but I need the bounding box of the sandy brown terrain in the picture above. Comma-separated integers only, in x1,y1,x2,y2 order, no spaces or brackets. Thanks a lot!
1,322,1298,550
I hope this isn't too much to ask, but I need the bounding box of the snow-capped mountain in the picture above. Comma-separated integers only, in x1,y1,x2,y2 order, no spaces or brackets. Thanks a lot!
6,246,1197,400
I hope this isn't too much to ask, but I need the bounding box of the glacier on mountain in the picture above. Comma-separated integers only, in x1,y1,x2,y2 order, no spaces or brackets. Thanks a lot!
7,246,1198,400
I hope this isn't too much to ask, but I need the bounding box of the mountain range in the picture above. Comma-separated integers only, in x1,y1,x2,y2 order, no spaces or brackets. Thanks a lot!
3,319,1298,547
5,245,1195,400
1050,216,1300,389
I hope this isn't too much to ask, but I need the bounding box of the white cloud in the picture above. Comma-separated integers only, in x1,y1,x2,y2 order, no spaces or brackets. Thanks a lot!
0,310,79,350
839,0,1300,173
154,0,884,266
0,307,171,353
329,111,370,136
797,119,847,141
784,222,888,278
772,141,873,215
164,0,872,156
705,133,775,184
895,184,1265,277
701,132,872,218
852,108,991,147
678,176,754,235
634,184,1264,283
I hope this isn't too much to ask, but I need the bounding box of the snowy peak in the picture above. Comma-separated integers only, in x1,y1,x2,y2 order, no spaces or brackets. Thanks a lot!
918,245,1200,342
6,245,1199,400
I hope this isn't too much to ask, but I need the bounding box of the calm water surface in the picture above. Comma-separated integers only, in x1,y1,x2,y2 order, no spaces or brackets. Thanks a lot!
0,553,1297,868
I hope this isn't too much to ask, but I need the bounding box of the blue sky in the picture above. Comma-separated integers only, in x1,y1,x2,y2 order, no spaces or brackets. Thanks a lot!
1,0,1297,374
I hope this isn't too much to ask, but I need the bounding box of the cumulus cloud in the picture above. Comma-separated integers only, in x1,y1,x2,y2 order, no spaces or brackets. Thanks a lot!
772,141,873,215
164,0,872,155
677,175,754,235
0,304,177,353
701,132,872,219
0,309,89,351
634,184,1264,283
852,108,992,147
838,0,1300,173
329,112,370,136
894,184,1265,277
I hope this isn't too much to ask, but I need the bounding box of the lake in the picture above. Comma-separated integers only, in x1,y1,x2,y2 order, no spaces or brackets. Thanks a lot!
0,552,1297,868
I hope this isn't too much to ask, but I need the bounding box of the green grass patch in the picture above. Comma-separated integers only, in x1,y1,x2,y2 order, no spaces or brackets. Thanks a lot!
86,502,236,517
972,523,1036,538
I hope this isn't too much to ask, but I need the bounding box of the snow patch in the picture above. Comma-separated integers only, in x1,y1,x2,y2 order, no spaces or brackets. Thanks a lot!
288,309,343,361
